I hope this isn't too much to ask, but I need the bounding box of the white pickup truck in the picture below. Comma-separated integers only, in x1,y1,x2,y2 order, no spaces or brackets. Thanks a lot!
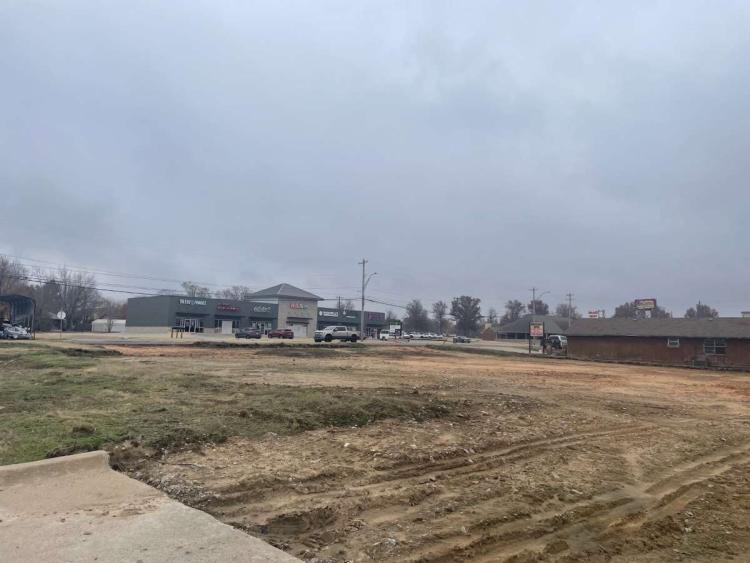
314,325,361,343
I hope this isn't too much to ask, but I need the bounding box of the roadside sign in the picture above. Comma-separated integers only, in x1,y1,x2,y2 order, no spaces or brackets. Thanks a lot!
529,322,544,338
56,311,66,320
635,299,657,311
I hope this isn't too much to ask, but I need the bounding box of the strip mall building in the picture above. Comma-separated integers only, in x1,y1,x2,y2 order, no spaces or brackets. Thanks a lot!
126,283,386,338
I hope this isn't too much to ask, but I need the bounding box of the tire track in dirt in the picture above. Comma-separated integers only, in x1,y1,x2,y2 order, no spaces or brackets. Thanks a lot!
409,442,750,562
207,423,656,559
214,424,649,525
366,424,650,485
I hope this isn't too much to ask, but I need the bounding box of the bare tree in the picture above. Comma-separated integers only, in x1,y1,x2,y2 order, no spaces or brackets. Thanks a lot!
0,257,28,295
527,299,550,315
487,307,498,325
404,299,430,332
555,303,581,319
181,281,211,297
685,301,719,319
432,300,448,334
41,268,103,331
216,285,254,300
500,300,526,324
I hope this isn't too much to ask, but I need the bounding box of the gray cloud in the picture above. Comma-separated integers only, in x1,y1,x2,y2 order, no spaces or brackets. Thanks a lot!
2,1,750,315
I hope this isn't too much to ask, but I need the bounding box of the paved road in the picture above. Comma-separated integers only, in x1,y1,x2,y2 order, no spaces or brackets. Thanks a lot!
32,331,544,355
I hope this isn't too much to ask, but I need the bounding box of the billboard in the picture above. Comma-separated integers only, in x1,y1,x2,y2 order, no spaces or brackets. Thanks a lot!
635,298,657,311
529,322,544,338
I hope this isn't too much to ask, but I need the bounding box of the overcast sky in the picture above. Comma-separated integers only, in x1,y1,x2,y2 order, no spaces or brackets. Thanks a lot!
2,1,750,316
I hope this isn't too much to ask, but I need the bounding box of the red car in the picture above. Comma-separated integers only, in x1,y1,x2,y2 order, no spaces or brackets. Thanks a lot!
268,328,294,339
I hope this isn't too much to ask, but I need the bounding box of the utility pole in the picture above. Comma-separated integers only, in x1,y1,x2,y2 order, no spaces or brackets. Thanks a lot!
566,292,574,327
358,260,377,338
529,287,537,316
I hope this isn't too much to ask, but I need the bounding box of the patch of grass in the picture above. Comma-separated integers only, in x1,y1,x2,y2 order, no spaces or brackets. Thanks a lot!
0,343,457,465
253,346,346,358
426,344,533,358
58,347,122,358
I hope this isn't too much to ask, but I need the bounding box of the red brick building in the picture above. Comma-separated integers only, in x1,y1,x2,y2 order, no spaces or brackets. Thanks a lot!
566,318,750,369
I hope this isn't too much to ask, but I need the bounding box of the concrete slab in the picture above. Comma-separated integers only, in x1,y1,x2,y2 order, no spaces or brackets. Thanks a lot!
0,451,300,563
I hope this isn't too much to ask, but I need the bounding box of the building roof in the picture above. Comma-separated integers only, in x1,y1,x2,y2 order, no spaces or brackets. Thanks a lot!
566,317,750,339
248,283,322,301
497,314,570,335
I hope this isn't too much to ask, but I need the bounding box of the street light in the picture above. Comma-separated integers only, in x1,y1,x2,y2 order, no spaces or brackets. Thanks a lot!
529,288,551,316
359,259,377,338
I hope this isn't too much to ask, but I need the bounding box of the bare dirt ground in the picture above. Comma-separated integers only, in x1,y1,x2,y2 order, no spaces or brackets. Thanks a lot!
105,345,750,562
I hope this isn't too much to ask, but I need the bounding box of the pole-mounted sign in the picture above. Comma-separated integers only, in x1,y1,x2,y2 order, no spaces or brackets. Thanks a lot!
56,311,66,338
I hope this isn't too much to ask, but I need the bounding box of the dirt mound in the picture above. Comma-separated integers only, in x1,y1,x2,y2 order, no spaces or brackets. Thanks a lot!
59,347,122,357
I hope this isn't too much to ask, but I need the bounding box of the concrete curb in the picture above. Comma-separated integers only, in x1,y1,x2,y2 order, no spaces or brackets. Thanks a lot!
0,450,110,487
1,451,301,562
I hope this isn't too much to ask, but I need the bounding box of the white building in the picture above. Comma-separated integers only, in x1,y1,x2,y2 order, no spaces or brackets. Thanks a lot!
91,318,126,333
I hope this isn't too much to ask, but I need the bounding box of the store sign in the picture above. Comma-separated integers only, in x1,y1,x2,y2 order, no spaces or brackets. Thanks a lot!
252,305,272,313
217,303,240,312
529,322,544,338
367,312,385,322
289,303,307,309
320,311,338,317
180,299,207,306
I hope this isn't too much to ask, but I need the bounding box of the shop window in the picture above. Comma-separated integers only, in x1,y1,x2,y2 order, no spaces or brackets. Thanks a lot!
667,338,680,348
704,338,727,355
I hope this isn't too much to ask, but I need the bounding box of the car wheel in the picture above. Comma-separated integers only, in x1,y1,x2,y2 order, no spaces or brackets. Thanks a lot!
350,335,358,343
324,334,333,343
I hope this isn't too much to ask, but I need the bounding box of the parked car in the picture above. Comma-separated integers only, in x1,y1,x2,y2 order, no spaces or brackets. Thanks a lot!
379,330,393,340
268,328,294,339
235,327,262,339
3,325,31,340
546,334,568,350
453,335,471,343
314,325,360,343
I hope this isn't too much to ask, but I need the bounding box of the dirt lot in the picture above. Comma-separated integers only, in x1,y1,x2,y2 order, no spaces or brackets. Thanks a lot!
2,342,750,561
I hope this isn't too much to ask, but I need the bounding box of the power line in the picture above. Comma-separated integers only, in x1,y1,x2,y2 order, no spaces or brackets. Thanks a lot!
366,298,407,310
0,252,222,288
1,252,366,298
6,273,159,296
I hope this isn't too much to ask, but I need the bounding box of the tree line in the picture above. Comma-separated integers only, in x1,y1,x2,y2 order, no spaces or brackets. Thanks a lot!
0,257,126,331
399,294,723,336
400,296,484,336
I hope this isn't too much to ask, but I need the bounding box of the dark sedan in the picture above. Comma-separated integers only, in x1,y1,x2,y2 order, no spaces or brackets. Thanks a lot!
268,328,294,339
235,327,262,339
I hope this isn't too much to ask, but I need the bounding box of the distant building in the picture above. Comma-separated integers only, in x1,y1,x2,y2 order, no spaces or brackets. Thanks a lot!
742,312,750,318
496,314,571,339
125,282,386,338
566,318,750,369
91,319,126,333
